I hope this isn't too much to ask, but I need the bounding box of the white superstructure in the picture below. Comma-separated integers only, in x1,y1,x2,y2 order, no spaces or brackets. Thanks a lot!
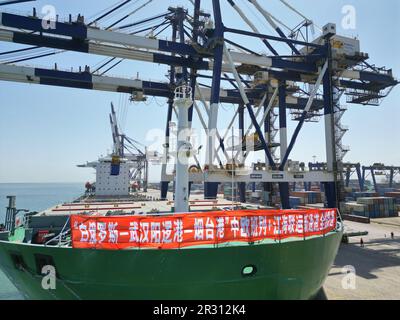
95,157,131,196
79,156,138,197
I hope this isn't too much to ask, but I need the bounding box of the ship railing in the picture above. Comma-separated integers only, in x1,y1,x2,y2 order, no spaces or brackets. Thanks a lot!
45,216,71,247
336,209,344,232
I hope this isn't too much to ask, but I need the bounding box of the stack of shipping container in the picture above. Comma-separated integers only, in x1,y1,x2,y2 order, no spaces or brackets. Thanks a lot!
290,191,324,208
385,192,400,213
345,197,397,218
344,191,379,202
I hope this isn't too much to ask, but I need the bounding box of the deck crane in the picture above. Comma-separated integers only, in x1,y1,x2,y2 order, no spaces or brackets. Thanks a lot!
110,103,124,157
109,102,152,192
0,0,397,209
79,103,152,193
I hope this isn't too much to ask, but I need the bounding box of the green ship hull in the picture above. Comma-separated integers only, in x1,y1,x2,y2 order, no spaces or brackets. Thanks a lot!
0,230,342,300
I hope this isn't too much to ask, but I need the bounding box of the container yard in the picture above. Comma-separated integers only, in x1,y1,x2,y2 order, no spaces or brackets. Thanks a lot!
344,197,397,218
324,218,400,300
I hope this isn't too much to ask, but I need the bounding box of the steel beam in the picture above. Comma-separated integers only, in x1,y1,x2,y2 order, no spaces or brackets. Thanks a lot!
227,0,278,55
279,61,328,170
0,64,273,105
162,170,335,184
204,0,224,199
0,12,396,89
161,22,178,200
323,39,338,209
0,0,35,6
248,0,301,54
277,80,290,208
224,45,277,169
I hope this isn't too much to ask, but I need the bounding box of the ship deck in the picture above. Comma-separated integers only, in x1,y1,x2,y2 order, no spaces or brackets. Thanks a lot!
36,189,270,217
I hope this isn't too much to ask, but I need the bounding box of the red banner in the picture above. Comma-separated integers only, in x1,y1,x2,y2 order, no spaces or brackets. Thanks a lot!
71,209,337,250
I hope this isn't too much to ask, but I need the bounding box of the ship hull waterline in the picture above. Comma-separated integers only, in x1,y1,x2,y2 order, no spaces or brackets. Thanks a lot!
0,231,342,300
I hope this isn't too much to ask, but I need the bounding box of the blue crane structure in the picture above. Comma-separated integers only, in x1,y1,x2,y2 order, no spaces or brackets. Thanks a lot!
307,162,363,193
0,0,397,209
361,164,400,193
344,163,363,191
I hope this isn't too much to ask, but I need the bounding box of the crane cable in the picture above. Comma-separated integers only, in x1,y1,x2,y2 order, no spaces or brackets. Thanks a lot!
93,0,143,26
107,0,153,30
240,0,276,34
90,0,161,75
88,0,127,21
278,0,322,32
87,0,133,27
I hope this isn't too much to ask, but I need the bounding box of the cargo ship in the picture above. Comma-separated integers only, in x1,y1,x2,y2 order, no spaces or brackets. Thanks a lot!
0,191,343,300
0,220,342,300
0,98,343,300
5,0,399,301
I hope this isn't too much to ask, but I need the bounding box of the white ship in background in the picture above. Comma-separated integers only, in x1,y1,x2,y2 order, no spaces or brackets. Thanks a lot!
77,103,160,198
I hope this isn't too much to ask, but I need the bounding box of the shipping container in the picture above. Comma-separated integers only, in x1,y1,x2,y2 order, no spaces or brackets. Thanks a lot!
356,197,396,218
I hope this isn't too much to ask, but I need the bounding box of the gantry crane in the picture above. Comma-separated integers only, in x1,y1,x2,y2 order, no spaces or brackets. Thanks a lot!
0,0,397,209
361,164,400,193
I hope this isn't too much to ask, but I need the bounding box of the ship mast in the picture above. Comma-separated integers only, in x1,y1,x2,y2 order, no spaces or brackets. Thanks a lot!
174,85,193,213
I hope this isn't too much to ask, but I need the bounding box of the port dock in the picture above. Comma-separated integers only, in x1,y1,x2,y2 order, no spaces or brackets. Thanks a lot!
324,218,400,300
0,0,398,301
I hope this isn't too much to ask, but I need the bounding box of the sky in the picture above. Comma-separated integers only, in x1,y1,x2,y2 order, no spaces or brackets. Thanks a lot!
0,0,399,183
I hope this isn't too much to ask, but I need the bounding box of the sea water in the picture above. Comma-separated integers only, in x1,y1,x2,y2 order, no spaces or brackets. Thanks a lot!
0,183,83,300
